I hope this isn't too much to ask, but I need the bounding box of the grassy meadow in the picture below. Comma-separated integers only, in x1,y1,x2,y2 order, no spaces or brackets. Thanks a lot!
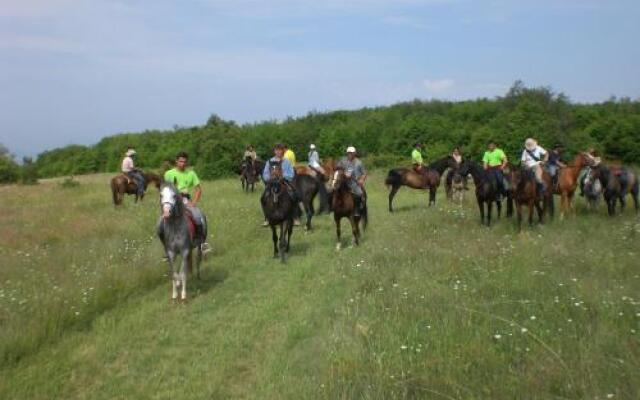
0,172,639,399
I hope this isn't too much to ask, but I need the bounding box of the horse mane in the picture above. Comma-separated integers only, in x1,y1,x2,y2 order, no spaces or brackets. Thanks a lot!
428,156,453,174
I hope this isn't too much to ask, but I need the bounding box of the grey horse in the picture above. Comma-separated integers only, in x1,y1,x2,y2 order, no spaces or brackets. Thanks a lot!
157,183,206,300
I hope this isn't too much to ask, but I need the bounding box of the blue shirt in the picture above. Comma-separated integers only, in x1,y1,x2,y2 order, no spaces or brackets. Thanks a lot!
262,157,294,182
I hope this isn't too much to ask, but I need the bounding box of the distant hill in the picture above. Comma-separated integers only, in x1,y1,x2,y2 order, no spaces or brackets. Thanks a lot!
34,81,640,179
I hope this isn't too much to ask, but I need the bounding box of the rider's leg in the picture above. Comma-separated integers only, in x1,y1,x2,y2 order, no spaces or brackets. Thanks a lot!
350,182,364,217
535,165,546,196
131,172,145,196
186,204,211,252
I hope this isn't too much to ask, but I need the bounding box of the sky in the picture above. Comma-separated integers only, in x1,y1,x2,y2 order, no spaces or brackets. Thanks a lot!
1,0,639,158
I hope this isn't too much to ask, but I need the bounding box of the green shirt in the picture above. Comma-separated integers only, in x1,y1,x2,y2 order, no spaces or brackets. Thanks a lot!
164,168,200,195
482,149,506,167
411,148,424,164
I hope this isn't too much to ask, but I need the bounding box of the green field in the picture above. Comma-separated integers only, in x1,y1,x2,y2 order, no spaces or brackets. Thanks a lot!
1,173,639,399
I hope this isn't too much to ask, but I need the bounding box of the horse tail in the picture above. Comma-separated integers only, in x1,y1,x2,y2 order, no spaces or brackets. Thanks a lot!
385,169,403,187
110,178,119,205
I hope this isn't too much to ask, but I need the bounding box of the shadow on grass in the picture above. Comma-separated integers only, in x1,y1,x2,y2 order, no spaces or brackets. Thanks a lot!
191,267,229,297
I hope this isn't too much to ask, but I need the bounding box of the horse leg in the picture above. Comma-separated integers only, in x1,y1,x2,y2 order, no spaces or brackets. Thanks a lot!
388,185,400,212
496,200,502,219
305,201,314,231
477,198,485,225
528,201,534,226
506,193,513,218
195,246,202,280
286,221,293,252
166,250,178,300
429,187,436,207
350,216,359,247
180,249,189,300
335,217,342,250
517,202,523,231
620,195,626,214
279,222,287,263
271,225,278,258
487,201,493,226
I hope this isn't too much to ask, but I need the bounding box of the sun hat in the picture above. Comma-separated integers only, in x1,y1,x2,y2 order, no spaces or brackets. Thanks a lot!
346,146,356,153
126,149,136,156
310,144,316,150
524,138,537,151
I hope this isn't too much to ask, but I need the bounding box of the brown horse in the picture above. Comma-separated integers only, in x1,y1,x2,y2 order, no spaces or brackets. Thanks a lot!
331,168,367,250
514,168,545,230
295,158,337,182
111,171,162,205
385,156,456,212
554,152,591,218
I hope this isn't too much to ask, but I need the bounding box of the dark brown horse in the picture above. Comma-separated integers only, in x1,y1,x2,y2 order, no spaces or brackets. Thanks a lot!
261,161,297,262
385,156,456,212
514,168,545,229
241,157,263,193
110,171,161,205
589,165,639,216
331,168,368,250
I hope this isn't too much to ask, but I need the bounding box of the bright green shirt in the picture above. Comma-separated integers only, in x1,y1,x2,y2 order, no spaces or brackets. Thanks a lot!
482,149,506,167
164,168,200,195
411,148,424,164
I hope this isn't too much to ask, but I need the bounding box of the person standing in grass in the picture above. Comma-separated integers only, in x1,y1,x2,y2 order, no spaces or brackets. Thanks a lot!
162,151,211,253
482,140,508,200
121,148,145,198
411,142,425,172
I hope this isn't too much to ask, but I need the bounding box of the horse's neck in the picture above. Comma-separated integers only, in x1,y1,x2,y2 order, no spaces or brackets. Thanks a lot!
468,163,485,185
429,158,449,174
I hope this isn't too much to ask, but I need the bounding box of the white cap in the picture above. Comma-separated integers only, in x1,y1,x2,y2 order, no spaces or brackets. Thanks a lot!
310,144,316,150
524,138,537,151
346,146,356,153
126,149,136,156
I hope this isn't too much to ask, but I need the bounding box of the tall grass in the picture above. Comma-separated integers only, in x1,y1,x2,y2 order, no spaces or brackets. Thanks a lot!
0,173,638,399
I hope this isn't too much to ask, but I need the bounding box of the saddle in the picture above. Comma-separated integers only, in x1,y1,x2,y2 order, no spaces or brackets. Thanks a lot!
120,173,133,184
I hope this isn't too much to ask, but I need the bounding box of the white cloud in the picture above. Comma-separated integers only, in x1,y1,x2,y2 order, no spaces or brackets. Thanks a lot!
423,78,455,93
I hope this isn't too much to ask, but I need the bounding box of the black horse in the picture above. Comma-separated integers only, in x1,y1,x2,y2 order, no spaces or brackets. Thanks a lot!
261,161,297,262
589,165,639,216
293,174,329,231
385,156,458,212
458,160,508,226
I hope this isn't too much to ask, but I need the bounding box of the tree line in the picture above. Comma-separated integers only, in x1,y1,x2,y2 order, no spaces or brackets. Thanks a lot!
1,81,638,184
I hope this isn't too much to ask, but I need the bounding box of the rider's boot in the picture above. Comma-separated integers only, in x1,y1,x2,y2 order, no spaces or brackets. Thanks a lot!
353,195,362,217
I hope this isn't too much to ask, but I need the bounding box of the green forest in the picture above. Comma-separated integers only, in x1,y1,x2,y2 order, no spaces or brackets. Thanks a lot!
2,81,639,182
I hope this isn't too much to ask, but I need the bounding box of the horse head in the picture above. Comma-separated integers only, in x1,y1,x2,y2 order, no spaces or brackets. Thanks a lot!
159,183,184,219
331,167,349,191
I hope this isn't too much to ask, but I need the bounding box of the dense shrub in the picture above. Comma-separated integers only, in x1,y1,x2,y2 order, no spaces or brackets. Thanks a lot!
34,82,640,178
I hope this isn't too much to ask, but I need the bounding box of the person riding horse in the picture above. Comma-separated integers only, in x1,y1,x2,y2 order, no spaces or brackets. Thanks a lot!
411,142,425,172
521,138,549,198
262,143,300,226
284,144,296,167
307,144,326,177
337,146,367,217
579,148,602,196
122,148,145,198
160,151,211,254
482,140,508,201
546,143,567,191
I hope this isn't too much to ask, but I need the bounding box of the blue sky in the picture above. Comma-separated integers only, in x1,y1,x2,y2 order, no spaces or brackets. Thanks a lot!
1,0,639,158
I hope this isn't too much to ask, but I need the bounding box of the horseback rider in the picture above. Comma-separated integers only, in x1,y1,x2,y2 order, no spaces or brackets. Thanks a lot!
243,145,257,165
262,143,301,226
579,148,602,196
337,146,367,217
308,144,326,177
162,151,211,253
284,144,296,167
121,148,145,198
452,146,463,166
412,142,425,172
482,140,508,200
521,138,549,198
547,143,567,190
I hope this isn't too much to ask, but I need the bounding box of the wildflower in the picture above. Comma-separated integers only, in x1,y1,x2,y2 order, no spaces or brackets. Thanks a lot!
530,315,536,320
521,328,528,333
400,345,408,350
493,334,502,340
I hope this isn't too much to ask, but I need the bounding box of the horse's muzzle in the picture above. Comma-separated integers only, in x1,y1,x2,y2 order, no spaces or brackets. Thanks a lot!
162,203,172,219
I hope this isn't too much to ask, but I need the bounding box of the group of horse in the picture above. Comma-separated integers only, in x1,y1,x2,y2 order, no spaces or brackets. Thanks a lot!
383,152,639,229
241,157,368,262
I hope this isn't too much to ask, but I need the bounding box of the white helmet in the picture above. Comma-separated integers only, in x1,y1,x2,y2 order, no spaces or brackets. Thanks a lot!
310,144,316,150
126,149,136,156
346,146,356,154
525,138,537,151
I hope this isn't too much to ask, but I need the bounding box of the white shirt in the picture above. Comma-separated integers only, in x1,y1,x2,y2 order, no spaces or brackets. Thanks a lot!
122,156,134,173
521,146,547,168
